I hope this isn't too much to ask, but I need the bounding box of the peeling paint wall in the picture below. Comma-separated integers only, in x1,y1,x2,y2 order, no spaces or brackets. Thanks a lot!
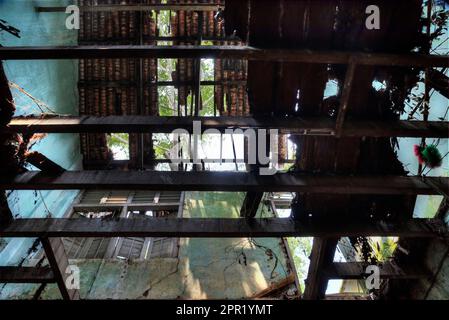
1,192,294,300
59,192,291,300
0,0,81,268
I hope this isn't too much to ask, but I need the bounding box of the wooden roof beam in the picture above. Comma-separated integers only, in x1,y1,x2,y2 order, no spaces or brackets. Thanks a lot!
5,116,449,138
36,4,224,13
1,171,447,195
0,46,448,67
0,218,445,238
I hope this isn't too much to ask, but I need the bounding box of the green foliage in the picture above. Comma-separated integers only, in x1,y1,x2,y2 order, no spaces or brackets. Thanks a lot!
200,85,215,116
287,237,313,292
107,133,129,160
370,238,397,262
153,133,175,159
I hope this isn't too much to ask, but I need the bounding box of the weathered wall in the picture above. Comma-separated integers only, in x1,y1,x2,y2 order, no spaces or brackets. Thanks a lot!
0,0,81,271
1,192,294,300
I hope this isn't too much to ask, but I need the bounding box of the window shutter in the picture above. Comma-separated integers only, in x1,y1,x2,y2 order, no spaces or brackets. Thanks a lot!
116,237,146,260
158,191,182,203
149,237,178,258
63,238,85,259
79,190,107,204
100,191,130,204
63,237,110,259
131,191,157,203
61,190,184,261
80,190,130,205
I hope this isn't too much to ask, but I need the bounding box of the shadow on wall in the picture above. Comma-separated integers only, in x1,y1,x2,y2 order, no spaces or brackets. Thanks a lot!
179,191,291,299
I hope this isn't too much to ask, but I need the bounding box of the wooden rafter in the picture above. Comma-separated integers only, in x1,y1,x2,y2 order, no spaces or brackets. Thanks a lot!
0,191,13,225
1,171,447,195
250,273,296,298
36,4,224,13
6,116,448,138
0,218,445,238
0,46,448,67
335,59,357,137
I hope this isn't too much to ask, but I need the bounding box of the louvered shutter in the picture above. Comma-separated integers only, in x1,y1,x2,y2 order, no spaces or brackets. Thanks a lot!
149,237,178,258
63,191,119,259
63,237,110,259
149,210,179,258
116,237,146,260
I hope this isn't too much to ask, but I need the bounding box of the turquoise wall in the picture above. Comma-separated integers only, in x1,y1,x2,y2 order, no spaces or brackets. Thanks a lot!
0,0,81,270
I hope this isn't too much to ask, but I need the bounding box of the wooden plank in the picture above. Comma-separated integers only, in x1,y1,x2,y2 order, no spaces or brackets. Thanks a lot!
1,171,447,195
323,262,430,280
303,238,338,300
5,115,335,134
6,116,448,138
36,4,224,12
0,218,445,238
25,151,65,174
325,293,371,300
250,273,296,298
40,237,80,300
79,36,238,46
0,266,55,283
0,46,447,67
335,60,357,137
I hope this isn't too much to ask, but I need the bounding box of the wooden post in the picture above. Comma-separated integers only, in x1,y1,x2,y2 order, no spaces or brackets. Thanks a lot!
303,238,338,300
41,237,80,300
